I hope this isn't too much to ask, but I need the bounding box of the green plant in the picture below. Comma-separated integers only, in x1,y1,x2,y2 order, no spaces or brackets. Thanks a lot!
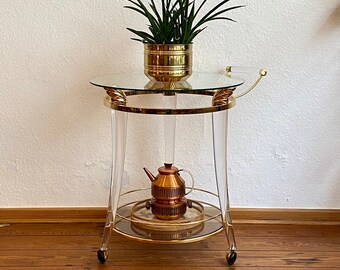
125,0,244,44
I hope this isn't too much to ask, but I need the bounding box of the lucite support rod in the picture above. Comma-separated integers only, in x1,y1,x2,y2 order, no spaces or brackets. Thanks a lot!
212,110,237,253
163,93,177,164
99,110,128,254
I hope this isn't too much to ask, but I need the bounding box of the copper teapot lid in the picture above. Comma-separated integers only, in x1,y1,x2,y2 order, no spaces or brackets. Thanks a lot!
158,163,178,175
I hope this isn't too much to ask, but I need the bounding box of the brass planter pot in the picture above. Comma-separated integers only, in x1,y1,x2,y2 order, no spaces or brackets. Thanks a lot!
144,44,192,82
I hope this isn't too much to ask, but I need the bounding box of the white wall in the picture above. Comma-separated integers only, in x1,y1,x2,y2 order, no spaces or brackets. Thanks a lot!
0,0,339,208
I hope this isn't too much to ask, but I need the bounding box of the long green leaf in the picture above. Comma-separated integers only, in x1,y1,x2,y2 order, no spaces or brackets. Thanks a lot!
207,5,245,20
193,4,244,31
203,17,236,23
131,38,146,43
124,6,147,17
150,0,163,24
126,28,155,39
195,0,234,27
200,0,233,20
193,0,208,19
126,28,156,43
183,1,195,42
186,27,207,43
134,0,160,28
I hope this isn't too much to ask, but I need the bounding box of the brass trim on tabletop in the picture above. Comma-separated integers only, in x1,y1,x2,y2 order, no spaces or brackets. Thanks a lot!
103,89,236,115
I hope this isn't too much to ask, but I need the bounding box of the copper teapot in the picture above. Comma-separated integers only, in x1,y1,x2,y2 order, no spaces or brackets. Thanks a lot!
143,163,193,220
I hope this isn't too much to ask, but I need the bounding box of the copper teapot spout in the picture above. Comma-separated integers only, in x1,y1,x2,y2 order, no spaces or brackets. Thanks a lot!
143,167,156,182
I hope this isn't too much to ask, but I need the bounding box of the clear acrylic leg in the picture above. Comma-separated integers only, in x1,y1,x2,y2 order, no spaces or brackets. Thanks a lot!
163,93,177,164
98,110,128,264
212,110,237,264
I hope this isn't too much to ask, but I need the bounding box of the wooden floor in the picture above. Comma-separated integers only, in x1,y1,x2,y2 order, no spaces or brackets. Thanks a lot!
0,222,339,269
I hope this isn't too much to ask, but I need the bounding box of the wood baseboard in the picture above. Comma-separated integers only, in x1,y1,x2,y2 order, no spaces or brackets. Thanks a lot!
0,207,339,225
231,208,340,225
0,208,106,224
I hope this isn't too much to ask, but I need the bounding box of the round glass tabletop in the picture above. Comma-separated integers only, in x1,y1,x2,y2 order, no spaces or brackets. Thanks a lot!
90,72,244,92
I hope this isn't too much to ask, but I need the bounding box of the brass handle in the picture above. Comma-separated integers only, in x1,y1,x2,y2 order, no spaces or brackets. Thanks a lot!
178,169,195,195
226,66,267,99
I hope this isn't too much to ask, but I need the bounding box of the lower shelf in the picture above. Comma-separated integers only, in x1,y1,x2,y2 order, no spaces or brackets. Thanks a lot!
113,195,224,244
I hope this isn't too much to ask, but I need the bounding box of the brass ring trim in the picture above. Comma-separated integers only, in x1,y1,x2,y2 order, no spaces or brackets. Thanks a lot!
104,90,236,115
112,226,223,244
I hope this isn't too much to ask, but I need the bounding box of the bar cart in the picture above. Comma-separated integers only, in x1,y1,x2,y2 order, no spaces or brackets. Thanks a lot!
90,67,266,266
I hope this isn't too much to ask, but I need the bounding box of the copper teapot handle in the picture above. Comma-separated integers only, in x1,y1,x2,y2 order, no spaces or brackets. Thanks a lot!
178,169,195,195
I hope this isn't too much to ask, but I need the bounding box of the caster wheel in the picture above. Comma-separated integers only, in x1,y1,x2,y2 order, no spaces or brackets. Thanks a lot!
97,249,108,264
226,250,237,266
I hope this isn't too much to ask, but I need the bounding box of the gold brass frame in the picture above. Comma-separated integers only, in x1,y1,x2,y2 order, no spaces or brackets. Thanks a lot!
104,88,236,115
